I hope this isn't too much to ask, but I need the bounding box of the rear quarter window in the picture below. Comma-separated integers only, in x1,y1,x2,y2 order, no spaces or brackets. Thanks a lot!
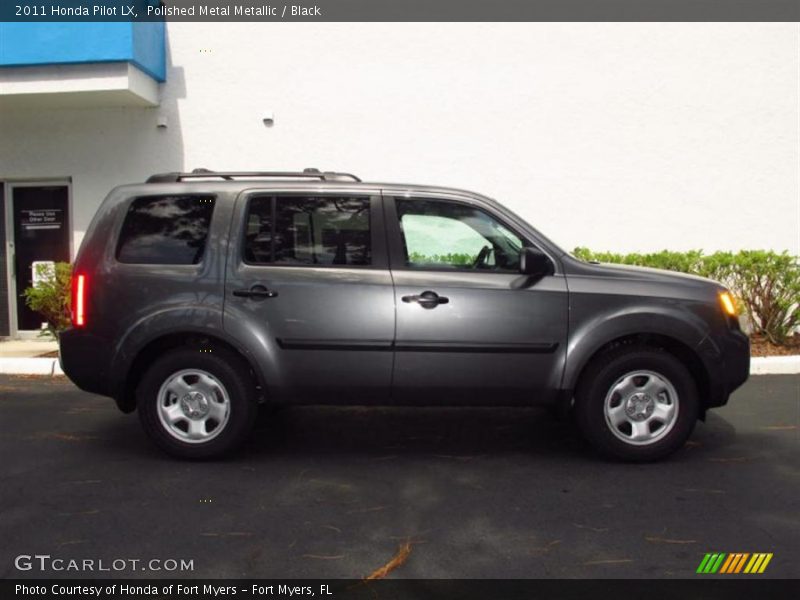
116,195,215,265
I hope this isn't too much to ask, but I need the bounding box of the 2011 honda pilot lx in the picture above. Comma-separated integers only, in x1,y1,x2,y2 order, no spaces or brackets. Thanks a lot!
59,169,750,461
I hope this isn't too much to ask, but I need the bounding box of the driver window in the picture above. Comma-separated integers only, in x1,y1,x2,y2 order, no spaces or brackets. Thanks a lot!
396,198,523,271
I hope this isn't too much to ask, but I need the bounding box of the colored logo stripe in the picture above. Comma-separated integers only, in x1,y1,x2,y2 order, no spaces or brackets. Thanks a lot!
719,554,736,573
696,553,713,573
697,553,726,573
721,553,749,573
697,553,773,574
735,553,750,573
744,553,773,574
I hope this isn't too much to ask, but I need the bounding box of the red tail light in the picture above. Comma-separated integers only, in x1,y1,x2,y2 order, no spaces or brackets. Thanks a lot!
72,273,87,327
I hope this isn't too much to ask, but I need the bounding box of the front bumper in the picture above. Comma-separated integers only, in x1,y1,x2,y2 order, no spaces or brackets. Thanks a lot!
698,327,750,409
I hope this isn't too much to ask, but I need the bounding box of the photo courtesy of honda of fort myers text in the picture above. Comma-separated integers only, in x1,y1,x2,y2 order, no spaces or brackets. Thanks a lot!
0,1,799,599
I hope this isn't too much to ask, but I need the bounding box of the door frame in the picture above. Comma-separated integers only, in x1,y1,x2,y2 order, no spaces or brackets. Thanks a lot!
4,179,73,338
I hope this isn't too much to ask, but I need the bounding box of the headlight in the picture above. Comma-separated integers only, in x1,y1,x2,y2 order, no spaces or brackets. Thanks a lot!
719,291,737,317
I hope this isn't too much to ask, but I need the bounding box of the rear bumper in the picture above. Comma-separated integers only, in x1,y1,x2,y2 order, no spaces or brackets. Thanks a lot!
699,328,750,409
58,328,112,397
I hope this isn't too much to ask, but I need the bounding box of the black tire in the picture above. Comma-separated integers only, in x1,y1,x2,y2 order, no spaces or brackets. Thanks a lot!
137,347,257,459
573,345,698,462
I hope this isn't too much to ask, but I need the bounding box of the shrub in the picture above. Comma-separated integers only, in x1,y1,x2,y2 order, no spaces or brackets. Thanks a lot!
23,261,72,340
573,248,707,274
722,251,800,345
408,252,475,267
574,248,800,345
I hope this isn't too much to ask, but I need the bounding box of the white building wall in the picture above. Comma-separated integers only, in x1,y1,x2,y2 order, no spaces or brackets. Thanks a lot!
1,22,798,256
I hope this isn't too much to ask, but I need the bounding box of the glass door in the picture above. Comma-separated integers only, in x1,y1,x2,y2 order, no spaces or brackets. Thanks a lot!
10,184,70,332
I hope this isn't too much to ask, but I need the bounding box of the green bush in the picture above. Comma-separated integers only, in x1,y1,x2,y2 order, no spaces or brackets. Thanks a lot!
574,248,800,345
23,261,72,340
408,252,475,267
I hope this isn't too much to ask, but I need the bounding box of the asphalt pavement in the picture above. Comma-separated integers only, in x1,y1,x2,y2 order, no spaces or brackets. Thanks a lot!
0,374,798,579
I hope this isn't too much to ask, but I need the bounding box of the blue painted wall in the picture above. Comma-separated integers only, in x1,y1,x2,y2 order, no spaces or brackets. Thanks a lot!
0,22,165,82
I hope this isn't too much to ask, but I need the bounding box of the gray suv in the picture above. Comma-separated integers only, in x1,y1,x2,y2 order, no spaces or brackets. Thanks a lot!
59,169,750,461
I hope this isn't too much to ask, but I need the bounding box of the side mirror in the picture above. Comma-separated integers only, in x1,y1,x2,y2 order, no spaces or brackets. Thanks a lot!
519,247,552,277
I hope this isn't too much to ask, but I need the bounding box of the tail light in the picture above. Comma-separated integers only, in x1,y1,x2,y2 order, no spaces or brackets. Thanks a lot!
71,273,87,327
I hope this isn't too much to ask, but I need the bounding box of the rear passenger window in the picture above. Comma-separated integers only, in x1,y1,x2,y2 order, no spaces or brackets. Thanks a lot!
116,195,215,265
244,196,371,266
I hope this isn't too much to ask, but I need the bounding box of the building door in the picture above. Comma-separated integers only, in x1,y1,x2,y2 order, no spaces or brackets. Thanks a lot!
10,184,70,332
0,185,8,337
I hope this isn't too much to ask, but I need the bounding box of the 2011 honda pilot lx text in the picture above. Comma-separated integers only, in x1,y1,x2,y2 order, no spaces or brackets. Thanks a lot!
59,169,750,460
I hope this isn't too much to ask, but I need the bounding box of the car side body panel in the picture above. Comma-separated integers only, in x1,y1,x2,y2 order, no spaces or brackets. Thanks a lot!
561,256,749,408
62,184,236,402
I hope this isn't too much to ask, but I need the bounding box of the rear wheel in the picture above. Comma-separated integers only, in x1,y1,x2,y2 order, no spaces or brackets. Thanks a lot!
574,346,698,461
137,348,257,459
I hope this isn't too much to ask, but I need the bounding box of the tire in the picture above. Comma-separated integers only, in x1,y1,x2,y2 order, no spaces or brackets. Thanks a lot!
573,345,698,462
137,347,257,459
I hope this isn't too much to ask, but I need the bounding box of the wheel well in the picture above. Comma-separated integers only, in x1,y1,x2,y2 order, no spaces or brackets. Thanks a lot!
116,333,262,413
571,333,710,413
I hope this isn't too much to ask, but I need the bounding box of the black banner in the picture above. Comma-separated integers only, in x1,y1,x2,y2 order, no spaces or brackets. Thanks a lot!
5,579,800,600
2,0,800,22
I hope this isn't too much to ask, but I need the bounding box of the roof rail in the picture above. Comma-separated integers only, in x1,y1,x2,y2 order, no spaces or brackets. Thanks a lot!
145,168,361,184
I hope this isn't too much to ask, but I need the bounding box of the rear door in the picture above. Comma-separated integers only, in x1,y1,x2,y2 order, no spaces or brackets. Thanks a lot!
225,189,394,403
386,192,568,405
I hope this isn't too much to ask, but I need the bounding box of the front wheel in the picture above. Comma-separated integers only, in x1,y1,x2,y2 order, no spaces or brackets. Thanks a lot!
137,348,257,459
574,346,699,462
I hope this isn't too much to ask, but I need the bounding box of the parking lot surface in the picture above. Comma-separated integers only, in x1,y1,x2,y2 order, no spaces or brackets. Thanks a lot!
1,374,797,579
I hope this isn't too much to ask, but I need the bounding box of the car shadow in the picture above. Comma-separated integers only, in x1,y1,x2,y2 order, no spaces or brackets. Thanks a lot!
244,404,591,460
87,397,741,464
691,410,739,448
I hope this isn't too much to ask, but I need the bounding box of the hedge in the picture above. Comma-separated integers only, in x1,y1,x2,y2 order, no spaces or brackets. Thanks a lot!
574,248,800,345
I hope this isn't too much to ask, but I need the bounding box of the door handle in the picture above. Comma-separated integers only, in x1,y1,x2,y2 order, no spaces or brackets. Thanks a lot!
402,290,449,309
233,285,278,299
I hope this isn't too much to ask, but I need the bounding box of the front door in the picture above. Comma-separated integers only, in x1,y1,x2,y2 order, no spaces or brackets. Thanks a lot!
11,185,70,332
225,191,395,403
386,194,568,405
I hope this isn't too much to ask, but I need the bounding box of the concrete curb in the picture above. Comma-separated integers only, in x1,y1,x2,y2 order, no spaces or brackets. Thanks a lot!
750,355,800,375
0,356,797,377
0,358,64,376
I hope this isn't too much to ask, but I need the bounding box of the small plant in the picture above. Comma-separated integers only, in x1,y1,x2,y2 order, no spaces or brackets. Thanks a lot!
574,248,800,345
23,261,72,340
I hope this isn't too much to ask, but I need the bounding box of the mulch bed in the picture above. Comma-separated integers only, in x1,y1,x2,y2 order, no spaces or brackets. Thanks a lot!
750,333,800,357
